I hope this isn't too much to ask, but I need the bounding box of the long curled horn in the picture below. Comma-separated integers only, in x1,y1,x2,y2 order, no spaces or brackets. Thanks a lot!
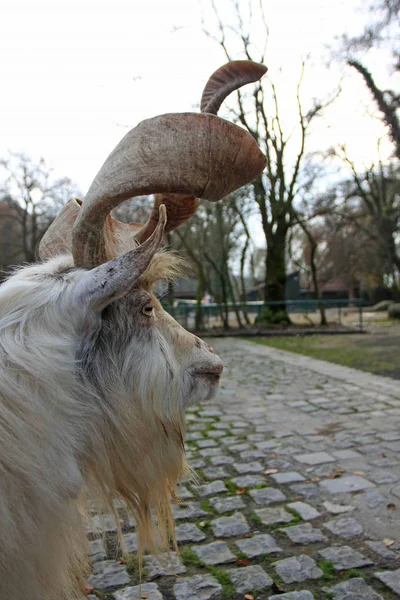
201,60,268,115
134,60,268,244
39,61,267,267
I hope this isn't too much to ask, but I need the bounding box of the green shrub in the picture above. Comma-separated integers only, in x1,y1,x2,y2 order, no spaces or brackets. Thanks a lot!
257,306,290,326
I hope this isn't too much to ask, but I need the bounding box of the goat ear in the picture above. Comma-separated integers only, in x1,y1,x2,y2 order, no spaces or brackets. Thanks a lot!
73,205,166,311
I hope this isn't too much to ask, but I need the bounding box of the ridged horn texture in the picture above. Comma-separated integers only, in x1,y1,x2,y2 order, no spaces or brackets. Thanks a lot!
72,112,266,268
135,194,200,243
39,61,267,268
201,60,268,115
39,198,144,262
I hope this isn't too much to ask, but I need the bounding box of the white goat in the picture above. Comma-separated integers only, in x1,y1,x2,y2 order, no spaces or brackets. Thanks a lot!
0,61,266,599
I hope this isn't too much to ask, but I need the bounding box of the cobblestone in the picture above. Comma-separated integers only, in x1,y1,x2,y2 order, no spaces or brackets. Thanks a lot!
254,506,295,525
324,516,364,538
88,561,130,589
113,583,163,599
280,522,328,544
286,501,320,520
89,538,106,561
295,451,335,465
86,338,400,600
273,555,323,583
324,578,384,600
175,522,206,543
197,480,227,496
320,474,376,493
289,482,320,498
318,545,373,570
249,486,287,505
231,474,266,487
375,569,400,595
209,495,245,513
144,553,186,579
270,471,306,484
191,541,236,565
235,533,282,556
228,564,273,592
269,593,314,600
366,540,398,559
211,511,250,537
173,574,221,600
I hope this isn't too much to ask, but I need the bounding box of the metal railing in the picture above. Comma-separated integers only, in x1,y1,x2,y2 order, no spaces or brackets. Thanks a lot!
163,298,364,332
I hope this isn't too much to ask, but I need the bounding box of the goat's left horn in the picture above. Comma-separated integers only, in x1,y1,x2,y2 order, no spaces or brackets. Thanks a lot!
73,115,265,267
40,61,267,268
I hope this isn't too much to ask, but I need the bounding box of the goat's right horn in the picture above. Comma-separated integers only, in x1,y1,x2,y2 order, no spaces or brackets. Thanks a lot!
201,60,267,115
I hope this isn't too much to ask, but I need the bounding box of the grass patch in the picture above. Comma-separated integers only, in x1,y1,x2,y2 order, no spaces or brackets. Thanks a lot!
225,480,238,493
208,567,236,599
245,334,400,379
200,500,217,515
250,512,263,525
235,549,249,560
124,553,148,579
339,568,367,581
125,553,138,575
285,507,303,523
180,547,205,568
318,560,337,581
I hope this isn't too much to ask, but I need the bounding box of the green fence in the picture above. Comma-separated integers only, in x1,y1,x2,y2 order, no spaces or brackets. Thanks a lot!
163,298,364,332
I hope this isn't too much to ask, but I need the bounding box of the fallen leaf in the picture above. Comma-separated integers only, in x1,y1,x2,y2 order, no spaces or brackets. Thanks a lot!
353,470,365,476
265,468,279,475
84,586,95,595
119,557,127,564
141,595,148,599
311,476,320,483
236,488,247,495
387,503,396,510
235,558,251,566
326,468,345,479
244,595,254,600
383,538,395,546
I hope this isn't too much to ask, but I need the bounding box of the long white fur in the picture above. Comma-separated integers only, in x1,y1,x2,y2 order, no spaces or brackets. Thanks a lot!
0,254,212,600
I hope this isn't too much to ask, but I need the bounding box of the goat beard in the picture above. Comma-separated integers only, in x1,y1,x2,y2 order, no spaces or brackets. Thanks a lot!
83,390,188,566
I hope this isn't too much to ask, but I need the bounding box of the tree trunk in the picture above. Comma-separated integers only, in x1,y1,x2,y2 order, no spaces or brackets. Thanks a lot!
226,273,243,328
310,242,328,326
264,224,290,319
195,274,205,331
239,237,251,325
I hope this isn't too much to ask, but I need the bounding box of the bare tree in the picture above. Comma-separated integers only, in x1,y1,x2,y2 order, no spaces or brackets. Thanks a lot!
348,59,400,158
0,153,79,270
334,145,400,283
203,1,339,315
172,193,250,329
340,0,400,157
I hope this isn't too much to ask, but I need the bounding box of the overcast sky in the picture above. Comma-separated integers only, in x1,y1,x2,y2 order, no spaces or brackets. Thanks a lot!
1,0,394,197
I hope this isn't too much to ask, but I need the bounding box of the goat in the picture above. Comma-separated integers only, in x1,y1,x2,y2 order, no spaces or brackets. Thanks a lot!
0,61,266,599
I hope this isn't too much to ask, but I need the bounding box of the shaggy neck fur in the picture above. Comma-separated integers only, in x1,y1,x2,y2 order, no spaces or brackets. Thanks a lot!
0,254,188,600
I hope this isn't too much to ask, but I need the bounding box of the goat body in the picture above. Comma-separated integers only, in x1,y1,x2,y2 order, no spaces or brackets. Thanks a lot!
0,253,222,599
0,60,267,599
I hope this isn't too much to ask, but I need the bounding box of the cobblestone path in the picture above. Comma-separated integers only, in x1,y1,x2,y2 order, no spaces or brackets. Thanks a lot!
87,339,400,600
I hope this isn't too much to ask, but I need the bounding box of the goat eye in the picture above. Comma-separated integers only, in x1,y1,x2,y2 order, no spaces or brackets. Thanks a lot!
142,304,154,317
